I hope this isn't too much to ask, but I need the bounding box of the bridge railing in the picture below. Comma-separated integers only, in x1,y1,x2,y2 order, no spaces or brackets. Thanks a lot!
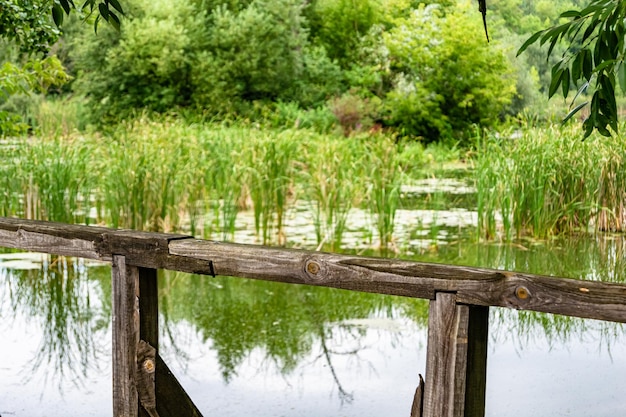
1,217,624,417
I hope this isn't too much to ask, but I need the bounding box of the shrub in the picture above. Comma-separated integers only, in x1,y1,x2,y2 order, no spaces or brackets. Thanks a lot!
381,4,517,142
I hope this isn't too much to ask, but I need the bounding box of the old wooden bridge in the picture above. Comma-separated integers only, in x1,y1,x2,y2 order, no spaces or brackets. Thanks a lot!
0,217,624,417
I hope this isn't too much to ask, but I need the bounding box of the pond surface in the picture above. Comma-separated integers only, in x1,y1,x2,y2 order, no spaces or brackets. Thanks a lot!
1,176,625,417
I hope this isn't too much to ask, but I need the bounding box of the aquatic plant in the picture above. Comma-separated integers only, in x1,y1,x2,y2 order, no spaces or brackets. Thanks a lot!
475,124,626,239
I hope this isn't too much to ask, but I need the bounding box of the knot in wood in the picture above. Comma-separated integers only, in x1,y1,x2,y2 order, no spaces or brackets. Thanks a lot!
515,286,530,300
143,358,155,373
306,260,320,276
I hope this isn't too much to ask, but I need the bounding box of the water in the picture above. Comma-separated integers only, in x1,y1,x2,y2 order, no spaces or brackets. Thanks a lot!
1,177,625,416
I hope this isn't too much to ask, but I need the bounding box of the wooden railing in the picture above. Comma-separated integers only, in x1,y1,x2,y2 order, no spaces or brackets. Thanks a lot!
1,217,625,417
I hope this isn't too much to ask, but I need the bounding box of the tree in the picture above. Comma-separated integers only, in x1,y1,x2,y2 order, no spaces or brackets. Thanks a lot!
0,0,124,54
517,0,626,138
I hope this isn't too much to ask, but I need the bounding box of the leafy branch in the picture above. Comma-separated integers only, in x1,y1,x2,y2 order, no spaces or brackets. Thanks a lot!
518,0,626,138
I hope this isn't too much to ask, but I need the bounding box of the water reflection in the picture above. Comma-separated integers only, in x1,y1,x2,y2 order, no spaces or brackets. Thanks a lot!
1,254,111,389
1,235,625,416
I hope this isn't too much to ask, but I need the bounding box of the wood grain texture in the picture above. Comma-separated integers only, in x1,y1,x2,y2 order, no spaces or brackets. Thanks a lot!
154,354,204,417
1,217,625,323
423,293,466,417
410,374,425,417
112,255,140,417
464,306,488,417
138,268,160,417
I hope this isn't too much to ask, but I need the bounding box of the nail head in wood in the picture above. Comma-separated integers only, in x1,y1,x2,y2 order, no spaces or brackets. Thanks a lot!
515,286,530,300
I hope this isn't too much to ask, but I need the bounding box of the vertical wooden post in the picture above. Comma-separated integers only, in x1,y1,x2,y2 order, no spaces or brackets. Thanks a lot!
112,255,140,417
422,293,488,417
464,305,488,417
138,267,159,350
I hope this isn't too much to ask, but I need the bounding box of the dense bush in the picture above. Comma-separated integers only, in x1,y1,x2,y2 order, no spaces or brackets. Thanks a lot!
381,4,517,142
24,0,576,139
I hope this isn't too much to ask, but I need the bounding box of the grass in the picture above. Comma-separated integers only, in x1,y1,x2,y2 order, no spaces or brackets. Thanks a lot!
475,123,626,239
1,115,449,252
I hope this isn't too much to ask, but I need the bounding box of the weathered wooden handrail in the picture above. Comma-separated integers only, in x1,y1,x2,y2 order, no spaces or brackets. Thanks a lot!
1,217,625,322
1,217,625,417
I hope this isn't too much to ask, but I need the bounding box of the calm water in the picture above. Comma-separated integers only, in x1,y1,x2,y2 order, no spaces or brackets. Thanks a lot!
1,237,625,417
1,178,625,416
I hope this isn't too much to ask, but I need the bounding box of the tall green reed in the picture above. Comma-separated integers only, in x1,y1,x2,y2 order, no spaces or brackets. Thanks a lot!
245,130,299,245
363,135,402,252
475,124,626,239
303,134,362,251
17,136,94,223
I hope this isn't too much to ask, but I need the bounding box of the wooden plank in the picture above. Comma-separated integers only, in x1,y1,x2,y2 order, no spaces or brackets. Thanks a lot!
464,306,488,417
139,268,159,348
112,255,139,417
410,374,425,417
1,217,626,323
422,295,488,417
138,267,159,417
423,293,469,417
166,239,626,323
155,353,204,417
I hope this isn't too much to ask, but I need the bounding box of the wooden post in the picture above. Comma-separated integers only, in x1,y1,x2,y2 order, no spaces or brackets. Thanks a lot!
138,267,159,417
112,254,140,417
422,293,488,417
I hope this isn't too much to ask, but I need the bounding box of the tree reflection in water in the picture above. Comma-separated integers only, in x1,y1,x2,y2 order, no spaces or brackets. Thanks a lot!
1,234,625,411
1,254,111,390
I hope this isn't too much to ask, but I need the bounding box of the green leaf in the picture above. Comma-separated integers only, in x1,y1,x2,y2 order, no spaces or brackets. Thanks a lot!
562,68,570,98
562,101,588,125
59,0,71,15
549,66,564,98
618,61,626,94
593,59,616,74
98,2,109,21
108,10,120,31
582,49,593,81
571,51,583,83
52,3,64,26
94,13,100,33
517,31,543,56
560,10,581,18
107,0,124,15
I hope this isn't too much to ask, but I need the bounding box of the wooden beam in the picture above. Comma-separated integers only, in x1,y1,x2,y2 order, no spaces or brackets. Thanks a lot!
138,267,159,417
1,217,626,323
464,306,488,417
422,293,488,417
112,255,139,417
155,354,204,417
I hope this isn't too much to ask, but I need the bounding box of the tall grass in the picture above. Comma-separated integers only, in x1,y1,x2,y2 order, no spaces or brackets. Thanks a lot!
0,116,442,251
304,135,363,251
245,130,301,245
365,135,402,252
475,124,626,239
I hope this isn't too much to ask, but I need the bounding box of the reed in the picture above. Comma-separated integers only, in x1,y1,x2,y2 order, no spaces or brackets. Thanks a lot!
475,124,626,239
303,134,362,251
244,130,300,245
0,116,452,251
17,136,94,224
363,135,402,252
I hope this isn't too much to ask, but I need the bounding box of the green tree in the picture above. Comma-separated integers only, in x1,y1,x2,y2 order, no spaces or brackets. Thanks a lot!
382,4,516,141
518,0,626,137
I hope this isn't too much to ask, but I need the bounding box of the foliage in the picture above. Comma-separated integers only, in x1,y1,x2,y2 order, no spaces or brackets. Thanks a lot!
307,0,381,66
0,0,124,54
70,0,200,122
381,4,516,142
518,0,626,138
476,124,626,239
0,55,70,135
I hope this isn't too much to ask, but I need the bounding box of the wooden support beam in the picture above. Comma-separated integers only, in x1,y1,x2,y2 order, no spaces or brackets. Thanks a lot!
423,293,488,417
1,218,625,323
112,255,140,417
138,267,159,417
